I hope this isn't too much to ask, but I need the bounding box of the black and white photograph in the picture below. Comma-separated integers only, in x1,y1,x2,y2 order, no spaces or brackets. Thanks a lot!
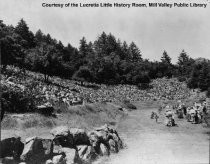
0,0,210,163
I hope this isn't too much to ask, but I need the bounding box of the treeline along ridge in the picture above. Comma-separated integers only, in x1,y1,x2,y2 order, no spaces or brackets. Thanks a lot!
1,19,210,94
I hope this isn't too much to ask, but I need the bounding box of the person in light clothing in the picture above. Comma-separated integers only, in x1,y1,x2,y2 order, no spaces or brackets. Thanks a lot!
165,106,175,126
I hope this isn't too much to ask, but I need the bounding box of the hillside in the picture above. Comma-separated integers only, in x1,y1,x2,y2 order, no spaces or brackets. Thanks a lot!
1,65,198,111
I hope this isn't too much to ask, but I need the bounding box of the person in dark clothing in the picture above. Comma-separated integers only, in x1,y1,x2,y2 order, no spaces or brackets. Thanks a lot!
183,106,187,115
202,106,207,115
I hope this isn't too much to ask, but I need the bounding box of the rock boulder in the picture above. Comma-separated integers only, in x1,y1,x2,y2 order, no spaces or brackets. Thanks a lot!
0,137,24,160
20,137,45,164
51,126,74,148
70,128,90,146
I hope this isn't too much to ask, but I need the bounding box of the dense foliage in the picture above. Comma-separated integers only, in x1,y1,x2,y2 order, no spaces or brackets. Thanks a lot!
1,19,210,92
1,83,36,113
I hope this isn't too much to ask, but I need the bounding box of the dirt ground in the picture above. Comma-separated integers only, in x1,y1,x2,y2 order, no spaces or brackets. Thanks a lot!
94,102,210,164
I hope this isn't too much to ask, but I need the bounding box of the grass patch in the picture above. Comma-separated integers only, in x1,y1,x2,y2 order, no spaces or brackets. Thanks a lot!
21,114,56,129
1,115,19,129
55,102,125,129
2,113,56,129
1,102,125,132
23,118,39,128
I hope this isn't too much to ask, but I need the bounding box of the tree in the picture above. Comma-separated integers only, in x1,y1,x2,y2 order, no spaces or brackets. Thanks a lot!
25,43,59,82
15,19,35,48
115,39,124,59
0,23,23,69
56,41,64,52
35,29,44,45
177,50,194,77
128,42,142,62
161,50,171,65
79,37,88,58
43,33,54,45
178,50,189,65
188,66,199,89
121,41,129,60
106,33,118,55
159,51,173,78
94,32,107,57
72,66,93,85
198,62,210,91
14,19,36,71
85,41,95,67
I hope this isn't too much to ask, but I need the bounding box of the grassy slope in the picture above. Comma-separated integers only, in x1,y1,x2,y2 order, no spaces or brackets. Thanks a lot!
1,102,126,140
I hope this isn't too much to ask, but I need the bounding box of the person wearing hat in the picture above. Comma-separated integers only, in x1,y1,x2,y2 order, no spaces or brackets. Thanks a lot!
190,106,196,123
165,106,175,126
177,104,184,118
186,106,192,121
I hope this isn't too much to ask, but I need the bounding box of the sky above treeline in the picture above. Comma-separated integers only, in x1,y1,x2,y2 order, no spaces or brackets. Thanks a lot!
0,0,210,63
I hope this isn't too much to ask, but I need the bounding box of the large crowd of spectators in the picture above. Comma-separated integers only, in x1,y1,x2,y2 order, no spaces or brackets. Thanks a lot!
2,66,193,108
